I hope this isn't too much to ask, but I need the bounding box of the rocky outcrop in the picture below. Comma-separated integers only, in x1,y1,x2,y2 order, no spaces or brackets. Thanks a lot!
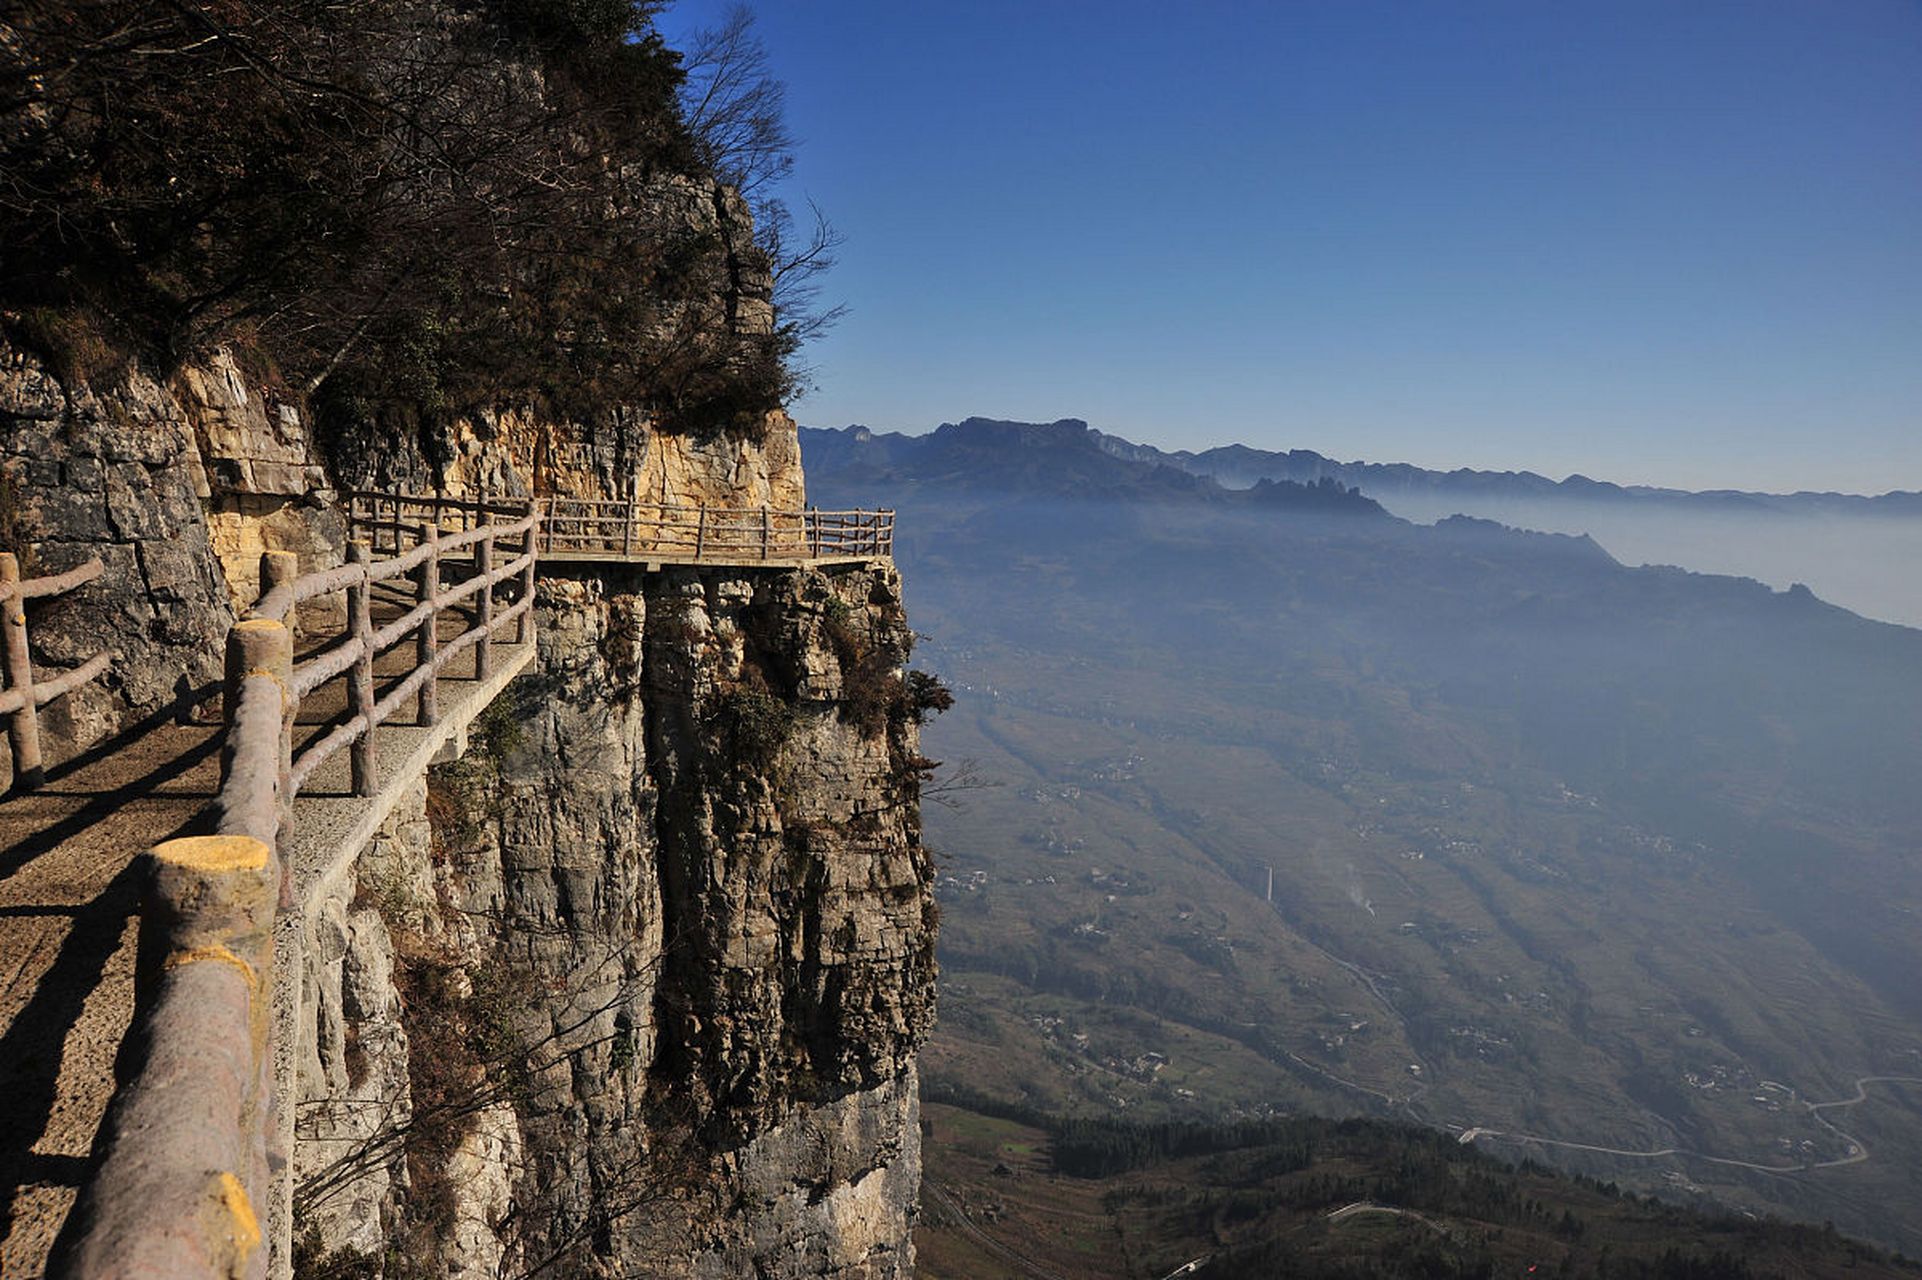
176,348,340,607
290,560,937,1277
321,398,806,517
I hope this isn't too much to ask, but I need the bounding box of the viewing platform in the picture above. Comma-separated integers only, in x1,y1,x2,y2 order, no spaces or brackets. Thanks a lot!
348,491,895,568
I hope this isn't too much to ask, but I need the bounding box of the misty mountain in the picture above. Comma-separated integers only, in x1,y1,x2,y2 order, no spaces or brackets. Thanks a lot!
801,418,1922,1252
802,417,1380,511
993,418,1922,627
1079,425,1922,518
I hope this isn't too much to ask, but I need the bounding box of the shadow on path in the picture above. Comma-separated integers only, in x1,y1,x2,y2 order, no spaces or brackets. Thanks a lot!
0,702,220,882
0,699,220,1250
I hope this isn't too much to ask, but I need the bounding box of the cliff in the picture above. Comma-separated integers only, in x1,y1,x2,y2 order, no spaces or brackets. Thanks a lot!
0,341,937,1276
297,555,937,1277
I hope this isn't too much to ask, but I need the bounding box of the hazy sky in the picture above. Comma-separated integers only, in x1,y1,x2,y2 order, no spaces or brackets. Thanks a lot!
658,1,1922,494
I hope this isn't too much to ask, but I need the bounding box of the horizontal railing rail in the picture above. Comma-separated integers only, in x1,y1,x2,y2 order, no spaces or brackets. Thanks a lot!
1,551,113,792
53,498,539,1280
536,497,893,559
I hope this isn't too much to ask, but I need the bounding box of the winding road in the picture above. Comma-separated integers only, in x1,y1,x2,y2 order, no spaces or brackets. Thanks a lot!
1462,1075,1922,1175
1327,1201,1449,1234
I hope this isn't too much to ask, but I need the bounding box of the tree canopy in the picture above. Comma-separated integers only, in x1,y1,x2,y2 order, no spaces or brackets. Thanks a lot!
0,0,811,436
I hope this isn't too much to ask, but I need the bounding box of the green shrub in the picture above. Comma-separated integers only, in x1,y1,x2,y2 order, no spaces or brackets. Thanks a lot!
901,669,955,726
708,670,796,769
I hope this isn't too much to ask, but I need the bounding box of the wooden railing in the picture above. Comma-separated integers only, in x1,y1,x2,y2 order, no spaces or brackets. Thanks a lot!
53,502,538,1280
345,490,894,562
54,480,888,1275
540,497,893,560
344,490,532,557
300,501,539,797
0,551,112,792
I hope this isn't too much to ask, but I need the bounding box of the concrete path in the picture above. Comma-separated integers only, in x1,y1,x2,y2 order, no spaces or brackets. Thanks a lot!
0,713,221,1273
0,598,533,1276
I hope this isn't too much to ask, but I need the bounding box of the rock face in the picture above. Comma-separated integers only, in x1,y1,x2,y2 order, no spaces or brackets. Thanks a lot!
293,561,936,1277
323,399,807,515
0,336,235,756
0,336,351,759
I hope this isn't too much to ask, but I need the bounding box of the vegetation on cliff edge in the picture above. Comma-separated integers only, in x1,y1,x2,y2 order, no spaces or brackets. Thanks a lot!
0,0,820,437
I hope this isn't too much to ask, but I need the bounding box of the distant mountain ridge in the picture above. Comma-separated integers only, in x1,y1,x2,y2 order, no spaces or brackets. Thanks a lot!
804,417,1922,517
1090,421,1922,514
800,417,1383,514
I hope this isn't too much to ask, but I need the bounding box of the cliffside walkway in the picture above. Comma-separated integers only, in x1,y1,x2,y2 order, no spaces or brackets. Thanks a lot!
0,621,534,1275
350,489,896,566
0,489,900,1279
1,504,538,1279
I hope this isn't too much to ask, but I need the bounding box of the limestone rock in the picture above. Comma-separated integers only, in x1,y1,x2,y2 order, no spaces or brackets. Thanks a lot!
296,560,935,1276
0,336,233,760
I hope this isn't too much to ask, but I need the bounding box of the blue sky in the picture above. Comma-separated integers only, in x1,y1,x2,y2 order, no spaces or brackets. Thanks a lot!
657,1,1922,493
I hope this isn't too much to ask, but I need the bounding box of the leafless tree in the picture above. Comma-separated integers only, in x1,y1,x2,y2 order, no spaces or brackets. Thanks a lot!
677,4,845,371
677,4,793,202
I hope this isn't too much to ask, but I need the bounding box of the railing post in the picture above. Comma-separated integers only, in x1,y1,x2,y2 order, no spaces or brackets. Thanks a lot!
258,547,296,631
808,507,820,559
476,529,495,679
519,503,539,645
761,505,770,560
346,541,377,797
622,495,635,558
259,549,296,597
695,503,707,560
222,617,294,831
416,522,440,727
257,552,301,809
2,551,44,791
51,831,278,1280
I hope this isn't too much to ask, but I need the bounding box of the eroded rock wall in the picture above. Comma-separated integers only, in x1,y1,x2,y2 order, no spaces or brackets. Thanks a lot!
321,400,806,515
0,336,234,754
635,562,934,1276
0,335,351,759
293,561,936,1277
